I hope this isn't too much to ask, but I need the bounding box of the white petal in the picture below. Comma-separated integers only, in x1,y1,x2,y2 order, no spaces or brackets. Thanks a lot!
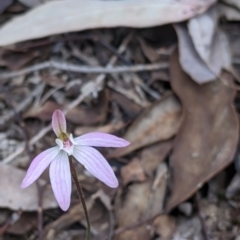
21,146,60,188
73,146,118,188
52,109,67,137
49,150,72,211
74,132,130,148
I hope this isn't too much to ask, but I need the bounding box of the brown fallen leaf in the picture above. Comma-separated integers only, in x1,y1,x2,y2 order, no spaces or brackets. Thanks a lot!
24,101,61,121
44,200,94,239
0,0,216,46
140,140,172,177
114,182,151,240
153,215,176,240
74,122,126,136
138,37,160,63
7,212,37,235
0,50,38,70
0,164,58,211
115,165,168,240
108,93,182,158
121,158,147,185
110,91,143,119
166,50,239,211
66,89,109,125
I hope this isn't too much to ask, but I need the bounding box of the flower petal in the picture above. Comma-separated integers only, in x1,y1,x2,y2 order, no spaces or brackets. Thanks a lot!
73,146,118,188
74,132,130,148
52,110,67,137
21,146,60,188
49,150,71,211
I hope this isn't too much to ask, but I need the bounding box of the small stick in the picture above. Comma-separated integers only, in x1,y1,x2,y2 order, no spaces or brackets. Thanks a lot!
0,61,169,79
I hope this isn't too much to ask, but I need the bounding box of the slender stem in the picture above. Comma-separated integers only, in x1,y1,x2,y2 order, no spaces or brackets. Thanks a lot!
69,156,91,240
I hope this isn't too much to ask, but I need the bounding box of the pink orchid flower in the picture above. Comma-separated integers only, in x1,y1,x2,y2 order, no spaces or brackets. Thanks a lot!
21,109,130,211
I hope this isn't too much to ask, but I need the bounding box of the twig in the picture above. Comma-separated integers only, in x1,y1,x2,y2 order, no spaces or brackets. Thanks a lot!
1,32,133,165
0,61,169,79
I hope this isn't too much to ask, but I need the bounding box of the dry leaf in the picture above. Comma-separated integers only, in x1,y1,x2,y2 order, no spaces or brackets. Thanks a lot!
67,90,109,125
140,140,172,177
188,6,217,63
74,122,125,136
110,91,142,119
24,101,61,121
153,215,176,240
44,200,94,239
0,0,216,46
166,50,239,211
188,6,232,76
121,158,146,185
0,165,57,211
116,165,167,240
0,51,38,70
7,213,37,235
108,93,182,158
114,182,151,240
175,23,232,84
138,38,160,62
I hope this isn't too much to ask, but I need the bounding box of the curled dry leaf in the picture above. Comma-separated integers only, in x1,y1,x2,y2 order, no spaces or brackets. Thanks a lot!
175,22,232,84
0,165,57,211
166,50,238,211
0,0,216,46
108,93,182,158
188,6,218,63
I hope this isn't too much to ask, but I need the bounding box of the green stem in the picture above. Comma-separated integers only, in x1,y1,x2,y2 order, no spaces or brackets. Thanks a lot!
69,156,91,240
